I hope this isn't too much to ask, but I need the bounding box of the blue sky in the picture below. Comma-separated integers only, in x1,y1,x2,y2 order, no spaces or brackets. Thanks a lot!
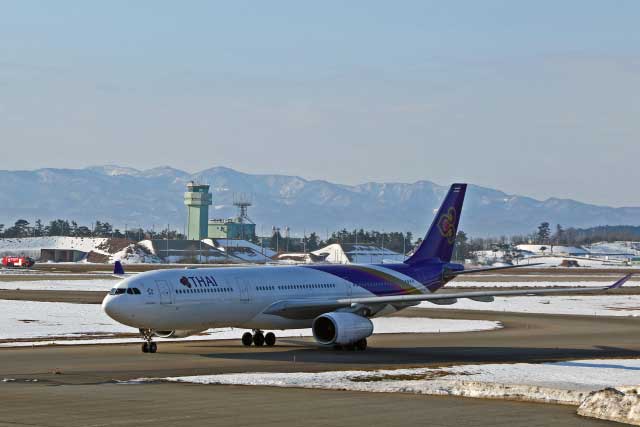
1,1,639,206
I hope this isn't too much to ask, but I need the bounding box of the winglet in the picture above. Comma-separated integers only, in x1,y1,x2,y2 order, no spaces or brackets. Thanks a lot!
113,260,125,275
608,273,633,289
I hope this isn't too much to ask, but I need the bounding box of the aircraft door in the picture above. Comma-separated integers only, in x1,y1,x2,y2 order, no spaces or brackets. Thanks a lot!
155,280,173,305
236,278,251,303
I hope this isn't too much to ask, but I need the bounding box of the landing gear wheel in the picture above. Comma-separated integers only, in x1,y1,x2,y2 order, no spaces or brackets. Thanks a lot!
253,331,265,347
140,328,156,354
343,343,356,351
242,332,253,346
265,332,276,346
355,338,367,351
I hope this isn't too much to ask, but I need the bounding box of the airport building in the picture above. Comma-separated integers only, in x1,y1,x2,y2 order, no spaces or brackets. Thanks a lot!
184,182,212,240
184,182,256,241
208,218,256,240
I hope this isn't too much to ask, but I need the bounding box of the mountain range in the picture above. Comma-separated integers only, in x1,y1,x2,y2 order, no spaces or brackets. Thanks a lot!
0,165,638,237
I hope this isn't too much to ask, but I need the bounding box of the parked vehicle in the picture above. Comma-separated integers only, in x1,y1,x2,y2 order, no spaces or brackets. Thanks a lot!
1,256,35,268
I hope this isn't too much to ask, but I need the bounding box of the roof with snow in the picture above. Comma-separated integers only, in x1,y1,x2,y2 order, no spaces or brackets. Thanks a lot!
312,243,405,264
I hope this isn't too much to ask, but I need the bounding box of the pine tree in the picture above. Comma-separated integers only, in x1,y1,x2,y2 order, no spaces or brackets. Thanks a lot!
34,219,44,237
14,219,30,237
537,222,551,244
307,232,320,251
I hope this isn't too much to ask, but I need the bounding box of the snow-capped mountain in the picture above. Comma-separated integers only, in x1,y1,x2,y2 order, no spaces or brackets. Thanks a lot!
0,166,638,237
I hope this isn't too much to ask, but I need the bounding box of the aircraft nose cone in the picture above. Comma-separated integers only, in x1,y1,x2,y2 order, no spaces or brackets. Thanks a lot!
102,295,124,322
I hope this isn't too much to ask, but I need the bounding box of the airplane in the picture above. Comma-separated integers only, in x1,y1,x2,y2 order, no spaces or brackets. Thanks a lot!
102,183,632,353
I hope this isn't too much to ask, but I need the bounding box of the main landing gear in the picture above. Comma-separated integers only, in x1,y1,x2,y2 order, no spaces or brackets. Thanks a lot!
242,330,276,347
333,338,367,351
140,329,157,353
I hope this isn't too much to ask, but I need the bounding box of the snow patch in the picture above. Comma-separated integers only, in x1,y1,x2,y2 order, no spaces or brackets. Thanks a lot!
0,279,116,291
450,280,640,288
420,295,640,317
129,359,640,424
578,387,640,425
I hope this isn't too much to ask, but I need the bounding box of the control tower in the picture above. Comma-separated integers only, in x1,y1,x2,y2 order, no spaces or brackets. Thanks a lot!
184,181,212,240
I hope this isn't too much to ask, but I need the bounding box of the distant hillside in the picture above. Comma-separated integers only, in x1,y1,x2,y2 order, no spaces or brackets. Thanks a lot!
0,165,639,237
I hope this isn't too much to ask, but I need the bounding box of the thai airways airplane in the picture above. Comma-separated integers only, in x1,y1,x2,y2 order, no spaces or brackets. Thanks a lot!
102,184,631,353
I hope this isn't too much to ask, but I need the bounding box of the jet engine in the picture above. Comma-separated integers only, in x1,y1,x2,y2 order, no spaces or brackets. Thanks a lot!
151,329,205,338
312,312,373,345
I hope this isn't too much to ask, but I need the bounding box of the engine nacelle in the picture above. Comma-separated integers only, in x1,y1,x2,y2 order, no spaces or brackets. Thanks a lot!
312,312,373,345
152,329,204,339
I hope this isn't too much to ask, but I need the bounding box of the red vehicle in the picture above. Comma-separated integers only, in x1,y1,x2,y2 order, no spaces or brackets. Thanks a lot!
1,256,35,268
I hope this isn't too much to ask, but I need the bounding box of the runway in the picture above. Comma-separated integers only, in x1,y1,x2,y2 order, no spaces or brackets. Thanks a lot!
0,307,637,426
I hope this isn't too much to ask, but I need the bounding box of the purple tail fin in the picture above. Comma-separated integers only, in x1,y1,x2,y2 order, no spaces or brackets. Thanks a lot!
405,183,467,265
113,260,125,275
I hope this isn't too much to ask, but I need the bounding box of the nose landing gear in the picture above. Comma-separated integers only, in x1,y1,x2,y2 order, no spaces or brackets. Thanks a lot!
241,330,276,347
140,329,157,353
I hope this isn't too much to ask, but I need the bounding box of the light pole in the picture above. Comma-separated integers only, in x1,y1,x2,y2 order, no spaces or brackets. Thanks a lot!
403,232,407,261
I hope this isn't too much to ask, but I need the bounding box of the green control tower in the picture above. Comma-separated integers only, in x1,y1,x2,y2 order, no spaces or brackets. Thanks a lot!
184,181,212,240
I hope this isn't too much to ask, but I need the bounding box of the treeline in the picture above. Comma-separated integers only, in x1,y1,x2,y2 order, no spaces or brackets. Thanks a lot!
499,223,640,247
2,217,638,254
265,229,414,254
0,219,185,240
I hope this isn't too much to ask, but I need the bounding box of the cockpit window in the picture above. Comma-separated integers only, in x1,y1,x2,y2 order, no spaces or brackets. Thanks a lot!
110,287,141,295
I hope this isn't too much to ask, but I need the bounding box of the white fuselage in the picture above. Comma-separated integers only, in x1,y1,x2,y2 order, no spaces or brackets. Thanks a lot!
102,264,425,332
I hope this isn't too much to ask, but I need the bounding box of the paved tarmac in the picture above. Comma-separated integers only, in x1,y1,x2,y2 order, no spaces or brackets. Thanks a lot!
1,307,638,426
2,266,639,426
0,383,617,427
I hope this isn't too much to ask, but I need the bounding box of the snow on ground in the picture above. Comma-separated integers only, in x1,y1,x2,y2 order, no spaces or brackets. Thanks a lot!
516,244,589,255
587,241,640,256
0,279,116,291
130,358,640,397
420,295,640,317
522,256,630,267
127,359,640,424
0,299,500,347
449,280,640,288
0,300,133,339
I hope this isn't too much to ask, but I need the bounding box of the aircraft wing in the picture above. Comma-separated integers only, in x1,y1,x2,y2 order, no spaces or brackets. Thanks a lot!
262,274,632,319
444,263,544,278
262,299,348,320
